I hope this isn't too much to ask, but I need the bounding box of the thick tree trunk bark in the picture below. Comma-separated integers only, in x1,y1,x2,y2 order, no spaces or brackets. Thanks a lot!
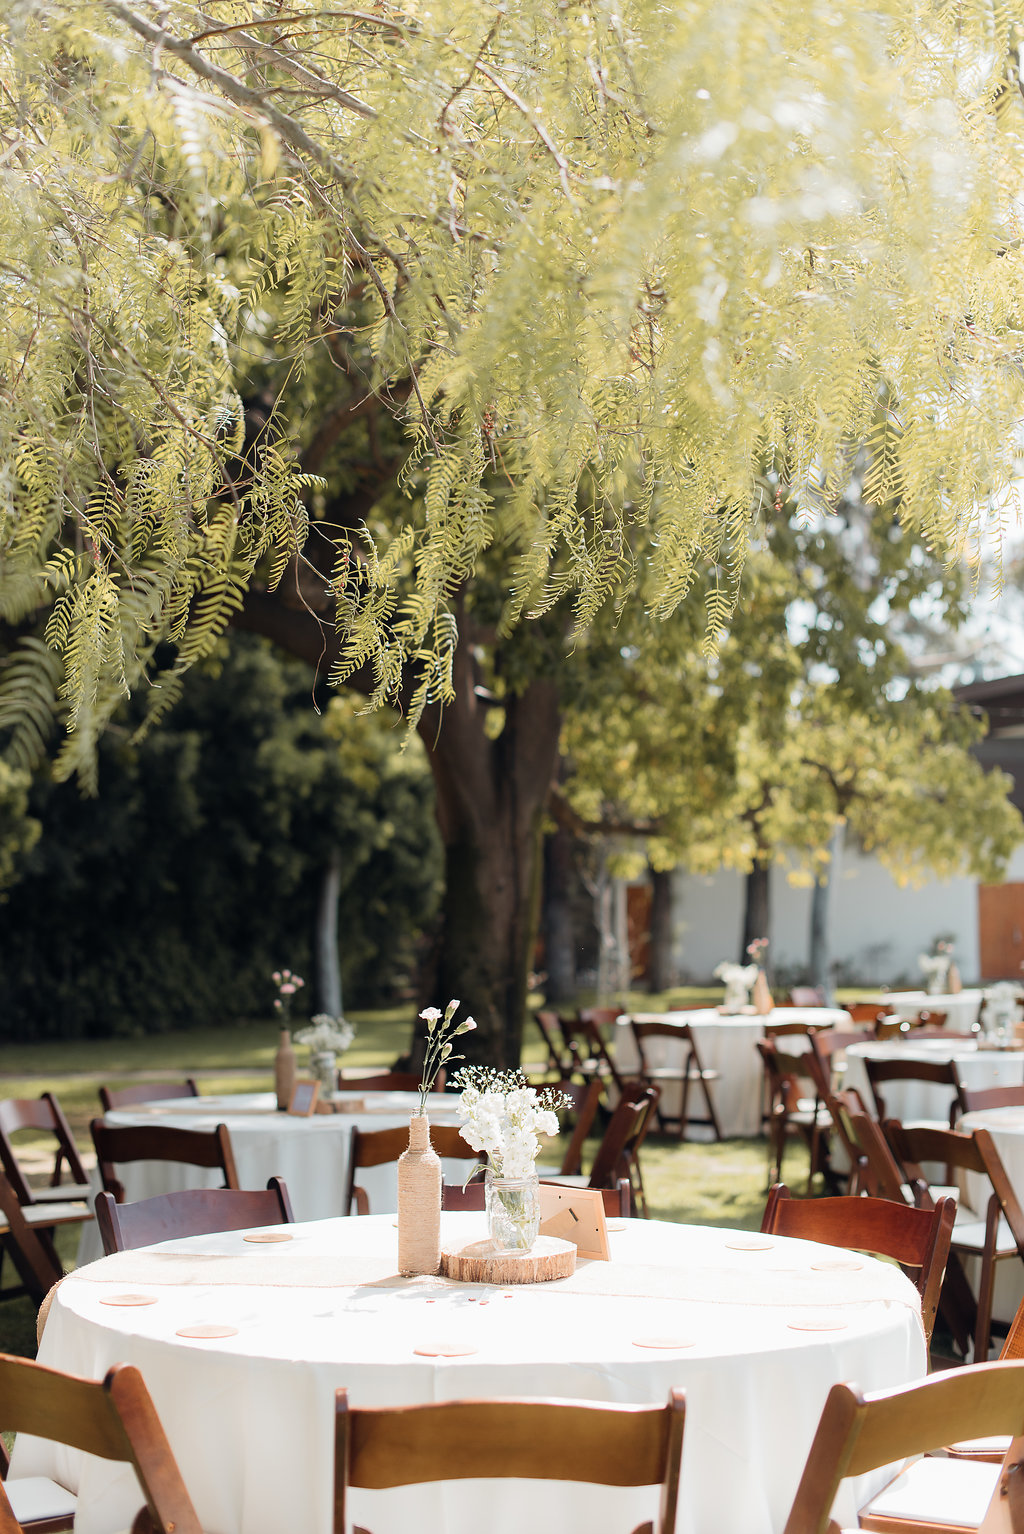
648,867,677,994
543,823,578,1005
741,863,771,961
422,660,562,1068
315,848,343,1018
234,586,562,1069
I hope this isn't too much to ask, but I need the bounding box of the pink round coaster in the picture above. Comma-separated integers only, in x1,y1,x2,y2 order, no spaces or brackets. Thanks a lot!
413,1341,478,1357
632,1336,695,1350
810,1257,863,1272
787,1318,848,1332
99,1293,157,1307
242,1232,293,1244
724,1237,774,1251
606,1220,627,1232
176,1324,239,1339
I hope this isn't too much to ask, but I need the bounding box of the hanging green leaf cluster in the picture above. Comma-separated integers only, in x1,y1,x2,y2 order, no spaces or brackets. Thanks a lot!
2,0,1024,773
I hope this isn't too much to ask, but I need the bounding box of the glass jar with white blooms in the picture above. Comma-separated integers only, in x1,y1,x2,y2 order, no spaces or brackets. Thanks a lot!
451,1069,571,1254
294,1014,356,1095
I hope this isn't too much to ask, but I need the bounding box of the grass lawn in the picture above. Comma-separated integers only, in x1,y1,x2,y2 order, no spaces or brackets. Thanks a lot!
0,1008,812,1360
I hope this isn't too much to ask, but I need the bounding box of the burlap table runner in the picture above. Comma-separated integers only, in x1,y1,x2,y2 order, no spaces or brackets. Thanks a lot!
70,1246,921,1314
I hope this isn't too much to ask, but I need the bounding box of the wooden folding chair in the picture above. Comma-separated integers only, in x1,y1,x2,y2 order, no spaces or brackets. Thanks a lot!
865,1057,968,1130
90,1120,239,1204
0,1352,202,1534
783,1362,1024,1534
885,1121,1024,1362
846,1002,895,1025
97,1080,199,1113
551,1079,606,1176
585,1085,659,1217
628,1018,722,1141
0,1096,90,1209
95,1177,295,1254
757,1039,833,1191
0,1171,65,1307
558,1015,626,1093
533,1012,574,1078
761,1185,955,1345
345,1125,482,1215
334,1386,685,1534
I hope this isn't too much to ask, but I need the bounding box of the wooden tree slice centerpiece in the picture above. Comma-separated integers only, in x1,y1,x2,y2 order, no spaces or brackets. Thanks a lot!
440,1235,576,1285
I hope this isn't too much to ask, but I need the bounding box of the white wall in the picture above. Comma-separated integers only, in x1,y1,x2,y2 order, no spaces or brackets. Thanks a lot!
671,848,983,986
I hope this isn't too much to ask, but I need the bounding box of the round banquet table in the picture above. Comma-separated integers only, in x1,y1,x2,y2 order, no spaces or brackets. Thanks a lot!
844,1040,1024,1125
614,1008,851,1138
22,1214,927,1534
77,1091,463,1265
869,990,985,1032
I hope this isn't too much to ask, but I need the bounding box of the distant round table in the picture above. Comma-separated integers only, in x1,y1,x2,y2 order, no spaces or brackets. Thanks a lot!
20,1213,926,1534
78,1090,462,1263
844,1040,1024,1125
869,990,985,1032
615,1008,851,1137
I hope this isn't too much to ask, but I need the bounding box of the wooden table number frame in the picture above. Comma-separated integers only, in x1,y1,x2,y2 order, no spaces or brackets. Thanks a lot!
538,1185,610,1261
288,1080,320,1117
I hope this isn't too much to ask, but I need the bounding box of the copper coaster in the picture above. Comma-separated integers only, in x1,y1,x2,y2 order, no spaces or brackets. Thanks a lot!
724,1237,774,1251
242,1232,293,1244
632,1336,695,1350
787,1318,848,1332
413,1342,478,1357
176,1324,239,1339
100,1293,158,1307
810,1258,863,1272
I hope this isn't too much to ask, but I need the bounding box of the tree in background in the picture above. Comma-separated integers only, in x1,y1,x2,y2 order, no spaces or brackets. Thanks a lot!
559,502,1024,991
3,2,1024,1058
0,635,441,1039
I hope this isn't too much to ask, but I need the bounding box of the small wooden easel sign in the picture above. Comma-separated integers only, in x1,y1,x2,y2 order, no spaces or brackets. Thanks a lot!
538,1185,610,1261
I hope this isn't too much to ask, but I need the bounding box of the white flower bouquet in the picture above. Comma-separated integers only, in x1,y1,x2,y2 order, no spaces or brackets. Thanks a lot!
451,1068,571,1252
295,1015,356,1055
451,1068,569,1178
714,961,759,1013
918,946,952,996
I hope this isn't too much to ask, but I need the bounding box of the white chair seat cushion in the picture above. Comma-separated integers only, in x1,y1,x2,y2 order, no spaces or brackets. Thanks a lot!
28,1184,92,1204
951,1211,1018,1256
858,1454,1001,1527
21,1201,93,1227
5,1475,77,1522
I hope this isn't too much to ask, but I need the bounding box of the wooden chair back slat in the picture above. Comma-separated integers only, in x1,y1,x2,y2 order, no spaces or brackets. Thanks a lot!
761,1184,955,1343
346,1124,481,1215
864,1057,967,1127
586,1086,658,1216
960,1084,1024,1115
90,1120,239,1204
95,1178,295,1254
338,1071,447,1094
334,1389,685,1534
0,1095,88,1205
98,1080,199,1113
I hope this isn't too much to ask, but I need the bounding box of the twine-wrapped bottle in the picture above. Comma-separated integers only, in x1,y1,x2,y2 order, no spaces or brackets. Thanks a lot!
752,968,773,1016
274,1029,296,1111
397,1114,442,1275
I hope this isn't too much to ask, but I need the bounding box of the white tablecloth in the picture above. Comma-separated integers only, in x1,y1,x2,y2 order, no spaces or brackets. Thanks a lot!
871,991,985,1031
19,1215,925,1534
957,1105,1024,1325
78,1091,463,1263
615,1008,851,1138
844,1041,1024,1125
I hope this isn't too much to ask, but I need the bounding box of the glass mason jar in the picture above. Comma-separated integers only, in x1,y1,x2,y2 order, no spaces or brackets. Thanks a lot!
485,1169,541,1254
309,1050,337,1095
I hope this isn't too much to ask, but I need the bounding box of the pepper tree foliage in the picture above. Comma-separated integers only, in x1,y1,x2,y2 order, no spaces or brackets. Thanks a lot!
0,633,441,1040
1,1,1024,782
561,501,1024,908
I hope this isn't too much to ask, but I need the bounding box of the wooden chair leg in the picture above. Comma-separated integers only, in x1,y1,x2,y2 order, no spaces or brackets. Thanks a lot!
974,1253,996,1363
677,1072,692,1143
700,1073,723,1142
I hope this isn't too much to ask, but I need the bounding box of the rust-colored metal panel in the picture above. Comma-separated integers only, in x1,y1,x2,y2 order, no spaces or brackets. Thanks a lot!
978,883,1024,979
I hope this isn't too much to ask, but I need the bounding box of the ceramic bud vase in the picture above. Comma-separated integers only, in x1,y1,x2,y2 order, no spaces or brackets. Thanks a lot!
752,969,773,1016
274,1029,296,1111
397,1114,441,1276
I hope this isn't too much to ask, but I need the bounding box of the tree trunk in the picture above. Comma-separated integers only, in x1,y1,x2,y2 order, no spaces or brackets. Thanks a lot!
423,668,562,1068
233,588,562,1069
741,863,771,962
809,823,844,1005
315,848,343,1017
648,867,677,994
543,823,577,1004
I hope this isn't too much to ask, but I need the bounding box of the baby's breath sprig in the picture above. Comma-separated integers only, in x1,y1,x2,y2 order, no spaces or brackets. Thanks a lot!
417,999,476,1114
450,1067,573,1116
